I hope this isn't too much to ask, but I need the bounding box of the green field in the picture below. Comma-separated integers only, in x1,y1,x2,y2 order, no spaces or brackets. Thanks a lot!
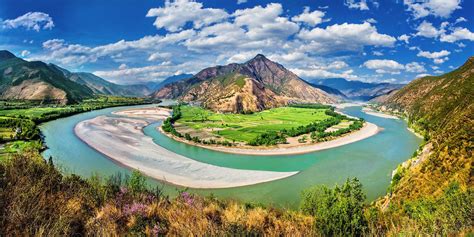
176,106,332,142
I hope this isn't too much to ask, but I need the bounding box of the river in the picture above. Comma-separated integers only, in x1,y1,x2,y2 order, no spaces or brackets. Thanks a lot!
41,103,421,208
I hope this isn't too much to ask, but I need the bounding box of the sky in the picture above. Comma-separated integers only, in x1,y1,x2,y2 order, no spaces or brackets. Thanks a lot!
0,0,473,85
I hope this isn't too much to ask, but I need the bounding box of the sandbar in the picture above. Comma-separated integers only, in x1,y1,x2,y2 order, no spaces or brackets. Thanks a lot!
75,114,297,188
362,107,399,119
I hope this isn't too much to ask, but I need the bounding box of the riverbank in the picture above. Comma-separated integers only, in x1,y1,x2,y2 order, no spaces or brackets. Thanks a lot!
160,121,379,156
362,107,399,119
74,110,297,189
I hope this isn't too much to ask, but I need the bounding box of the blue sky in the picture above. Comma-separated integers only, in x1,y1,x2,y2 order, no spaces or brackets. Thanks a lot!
0,0,472,85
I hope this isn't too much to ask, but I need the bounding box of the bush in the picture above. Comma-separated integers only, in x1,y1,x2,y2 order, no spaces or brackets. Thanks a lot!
300,178,367,236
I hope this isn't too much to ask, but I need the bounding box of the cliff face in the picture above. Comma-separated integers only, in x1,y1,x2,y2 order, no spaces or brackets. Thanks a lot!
151,54,336,113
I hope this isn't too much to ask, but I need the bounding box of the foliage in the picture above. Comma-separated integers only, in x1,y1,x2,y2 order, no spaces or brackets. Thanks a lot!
0,151,314,236
300,178,367,236
380,57,473,203
0,96,151,142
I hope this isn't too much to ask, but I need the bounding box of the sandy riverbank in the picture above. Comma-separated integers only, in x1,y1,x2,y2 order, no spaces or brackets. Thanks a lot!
75,114,297,189
362,107,399,119
161,121,380,156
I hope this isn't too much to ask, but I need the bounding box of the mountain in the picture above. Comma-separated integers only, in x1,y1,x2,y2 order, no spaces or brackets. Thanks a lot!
0,50,93,103
48,64,152,97
308,82,347,99
146,74,193,91
376,56,473,203
310,78,403,101
152,54,336,113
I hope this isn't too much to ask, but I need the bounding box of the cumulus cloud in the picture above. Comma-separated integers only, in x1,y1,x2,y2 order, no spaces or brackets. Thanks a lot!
344,0,370,10
297,22,396,53
1,12,54,31
404,0,461,19
237,0,247,4
20,50,30,57
415,21,443,38
146,0,229,32
233,3,299,40
363,59,405,74
26,2,401,84
405,62,426,73
440,28,474,42
291,7,326,26
417,50,450,64
398,34,410,44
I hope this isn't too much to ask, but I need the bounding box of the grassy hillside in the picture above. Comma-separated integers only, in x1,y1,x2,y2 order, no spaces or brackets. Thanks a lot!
0,51,93,103
378,56,473,202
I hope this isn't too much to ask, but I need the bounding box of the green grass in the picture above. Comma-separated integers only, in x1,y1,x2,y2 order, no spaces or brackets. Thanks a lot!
177,106,332,142
0,107,70,120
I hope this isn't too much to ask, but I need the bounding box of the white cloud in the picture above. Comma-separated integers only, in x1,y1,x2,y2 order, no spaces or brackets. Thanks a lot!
417,49,450,64
404,0,461,19
20,50,30,57
363,59,405,74
237,0,247,4
1,12,54,31
118,63,127,70
440,28,474,42
373,51,383,56
291,68,357,80
291,7,326,26
398,34,410,44
297,22,396,53
365,18,377,24
416,73,431,78
146,0,229,32
148,52,172,61
415,21,443,38
233,3,299,40
405,62,426,73
454,17,467,24
344,0,369,10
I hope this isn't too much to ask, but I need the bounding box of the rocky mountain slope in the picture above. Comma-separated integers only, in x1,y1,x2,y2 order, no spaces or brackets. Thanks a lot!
152,54,336,113
311,78,403,101
0,50,93,103
376,56,473,203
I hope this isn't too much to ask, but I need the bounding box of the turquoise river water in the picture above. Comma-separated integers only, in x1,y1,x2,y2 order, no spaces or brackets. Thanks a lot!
41,104,422,208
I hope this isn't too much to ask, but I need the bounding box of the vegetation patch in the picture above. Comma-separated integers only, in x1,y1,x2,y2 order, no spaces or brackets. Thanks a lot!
166,104,364,147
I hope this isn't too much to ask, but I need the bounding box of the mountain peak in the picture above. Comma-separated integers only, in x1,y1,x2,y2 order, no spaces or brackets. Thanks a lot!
249,54,270,62
0,50,17,61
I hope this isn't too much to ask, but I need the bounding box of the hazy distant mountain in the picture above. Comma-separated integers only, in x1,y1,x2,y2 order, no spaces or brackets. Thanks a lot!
0,50,93,103
50,64,152,97
307,82,347,99
152,54,336,113
310,78,404,101
146,74,193,91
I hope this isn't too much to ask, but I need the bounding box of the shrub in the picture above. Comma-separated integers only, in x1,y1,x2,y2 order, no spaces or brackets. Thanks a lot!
300,178,367,236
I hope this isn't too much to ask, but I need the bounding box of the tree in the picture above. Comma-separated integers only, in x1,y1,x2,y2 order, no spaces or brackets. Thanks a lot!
127,170,147,194
300,178,367,236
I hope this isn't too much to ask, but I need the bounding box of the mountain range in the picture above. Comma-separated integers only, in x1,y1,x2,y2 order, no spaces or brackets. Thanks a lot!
310,78,404,101
1,50,405,108
375,56,473,203
0,50,93,103
0,50,156,103
152,54,336,113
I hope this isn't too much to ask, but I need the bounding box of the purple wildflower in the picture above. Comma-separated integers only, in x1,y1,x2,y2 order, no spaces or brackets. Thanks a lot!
123,202,147,216
180,192,194,205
